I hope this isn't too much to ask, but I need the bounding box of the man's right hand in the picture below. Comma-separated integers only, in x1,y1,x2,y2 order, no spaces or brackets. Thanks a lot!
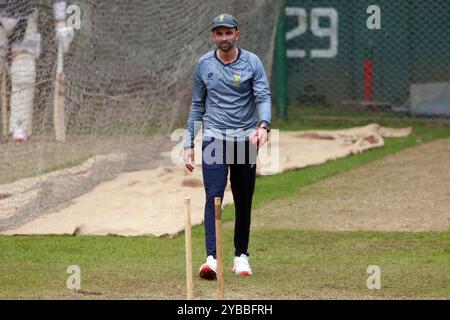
183,148,195,172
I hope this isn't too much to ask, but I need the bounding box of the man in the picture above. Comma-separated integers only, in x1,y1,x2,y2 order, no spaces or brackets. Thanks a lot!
0,0,74,141
183,13,271,279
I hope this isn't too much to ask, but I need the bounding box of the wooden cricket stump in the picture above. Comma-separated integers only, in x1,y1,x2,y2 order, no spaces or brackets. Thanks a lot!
2,73,8,136
184,197,194,300
53,71,66,142
215,197,224,300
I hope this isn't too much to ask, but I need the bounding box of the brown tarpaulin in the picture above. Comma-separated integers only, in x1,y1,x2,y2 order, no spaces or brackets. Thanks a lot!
0,124,412,236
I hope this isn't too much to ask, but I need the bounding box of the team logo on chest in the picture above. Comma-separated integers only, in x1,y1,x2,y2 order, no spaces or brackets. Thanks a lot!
232,71,241,86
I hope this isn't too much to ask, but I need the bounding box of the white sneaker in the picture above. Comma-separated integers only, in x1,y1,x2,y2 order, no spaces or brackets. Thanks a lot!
199,255,217,280
232,254,252,275
13,126,26,142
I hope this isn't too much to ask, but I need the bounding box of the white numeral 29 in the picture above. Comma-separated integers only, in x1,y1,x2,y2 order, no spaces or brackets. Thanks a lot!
286,7,338,59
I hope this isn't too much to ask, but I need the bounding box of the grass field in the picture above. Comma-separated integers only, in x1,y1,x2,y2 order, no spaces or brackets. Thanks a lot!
1,113,450,299
0,229,448,299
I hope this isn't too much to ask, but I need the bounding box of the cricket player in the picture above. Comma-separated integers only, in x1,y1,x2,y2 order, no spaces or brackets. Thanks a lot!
0,0,74,141
183,13,271,279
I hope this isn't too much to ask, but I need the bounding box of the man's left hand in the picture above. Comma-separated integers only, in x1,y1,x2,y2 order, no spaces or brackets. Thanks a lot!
249,127,269,149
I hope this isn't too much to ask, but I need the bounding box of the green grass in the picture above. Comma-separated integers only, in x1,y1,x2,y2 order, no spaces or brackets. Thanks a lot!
1,112,450,299
0,230,448,299
271,105,450,130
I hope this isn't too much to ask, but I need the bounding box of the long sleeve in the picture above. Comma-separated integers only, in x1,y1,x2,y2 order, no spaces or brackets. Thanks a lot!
252,58,271,126
184,61,206,149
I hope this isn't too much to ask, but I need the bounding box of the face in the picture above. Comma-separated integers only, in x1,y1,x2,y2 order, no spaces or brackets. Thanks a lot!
211,26,240,53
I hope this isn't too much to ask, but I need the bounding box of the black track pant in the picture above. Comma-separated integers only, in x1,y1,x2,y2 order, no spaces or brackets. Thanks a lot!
202,136,257,258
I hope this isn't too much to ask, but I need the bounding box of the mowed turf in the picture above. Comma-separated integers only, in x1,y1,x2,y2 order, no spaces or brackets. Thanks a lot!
1,120,450,299
0,230,449,299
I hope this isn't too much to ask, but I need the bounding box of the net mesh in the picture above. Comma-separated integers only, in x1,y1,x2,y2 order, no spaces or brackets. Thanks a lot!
281,0,450,121
0,0,280,230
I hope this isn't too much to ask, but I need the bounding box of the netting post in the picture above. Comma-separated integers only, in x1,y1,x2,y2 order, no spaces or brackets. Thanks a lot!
274,0,287,121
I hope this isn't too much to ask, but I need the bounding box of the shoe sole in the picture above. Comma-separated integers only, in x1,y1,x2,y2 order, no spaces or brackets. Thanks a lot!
199,266,217,280
232,267,252,276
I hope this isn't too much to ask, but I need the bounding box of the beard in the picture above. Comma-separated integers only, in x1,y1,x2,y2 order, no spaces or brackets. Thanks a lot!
217,41,235,53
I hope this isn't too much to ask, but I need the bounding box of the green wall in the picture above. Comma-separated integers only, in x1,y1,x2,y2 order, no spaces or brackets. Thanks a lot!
282,0,450,106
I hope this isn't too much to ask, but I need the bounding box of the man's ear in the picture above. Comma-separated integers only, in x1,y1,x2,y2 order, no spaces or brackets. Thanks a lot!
236,30,240,41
